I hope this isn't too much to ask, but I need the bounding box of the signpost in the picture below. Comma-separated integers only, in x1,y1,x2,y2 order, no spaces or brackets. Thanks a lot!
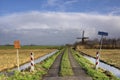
96,31,108,70
14,40,21,71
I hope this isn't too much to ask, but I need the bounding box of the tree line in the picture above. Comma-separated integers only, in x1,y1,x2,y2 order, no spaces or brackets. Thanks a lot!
74,38,120,49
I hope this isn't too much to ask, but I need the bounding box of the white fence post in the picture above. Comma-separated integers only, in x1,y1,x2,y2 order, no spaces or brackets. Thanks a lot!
30,52,34,72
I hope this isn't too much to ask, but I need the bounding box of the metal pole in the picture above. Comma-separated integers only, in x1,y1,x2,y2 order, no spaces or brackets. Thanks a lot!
17,49,20,71
96,35,103,70
99,35,103,52
99,35,104,60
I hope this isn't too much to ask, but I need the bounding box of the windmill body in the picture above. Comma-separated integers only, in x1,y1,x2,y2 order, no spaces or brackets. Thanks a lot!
77,31,89,44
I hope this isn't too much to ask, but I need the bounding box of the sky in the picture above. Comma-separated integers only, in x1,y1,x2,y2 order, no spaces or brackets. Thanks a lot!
0,0,120,45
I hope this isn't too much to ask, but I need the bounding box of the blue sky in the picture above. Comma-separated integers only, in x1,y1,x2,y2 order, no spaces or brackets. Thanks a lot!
0,0,120,45
1,0,120,15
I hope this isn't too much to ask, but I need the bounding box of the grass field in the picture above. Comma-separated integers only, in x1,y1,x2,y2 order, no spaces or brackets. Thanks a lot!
0,46,56,71
0,47,119,80
78,49,120,69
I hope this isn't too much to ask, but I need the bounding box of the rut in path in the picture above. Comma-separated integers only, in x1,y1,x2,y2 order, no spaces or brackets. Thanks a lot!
42,51,64,79
42,48,92,80
68,49,92,80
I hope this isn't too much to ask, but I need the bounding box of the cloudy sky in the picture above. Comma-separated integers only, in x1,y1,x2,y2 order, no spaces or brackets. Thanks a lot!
0,0,120,45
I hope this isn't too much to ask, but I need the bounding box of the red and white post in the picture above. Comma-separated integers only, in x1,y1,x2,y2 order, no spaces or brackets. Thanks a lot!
95,51,99,70
30,52,34,72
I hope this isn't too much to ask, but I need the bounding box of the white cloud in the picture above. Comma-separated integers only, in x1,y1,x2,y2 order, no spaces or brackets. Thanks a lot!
0,11,120,45
47,0,58,6
64,0,78,5
108,7,120,16
43,0,78,11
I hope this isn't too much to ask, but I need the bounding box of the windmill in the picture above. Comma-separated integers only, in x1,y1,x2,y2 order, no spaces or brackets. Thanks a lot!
77,30,89,44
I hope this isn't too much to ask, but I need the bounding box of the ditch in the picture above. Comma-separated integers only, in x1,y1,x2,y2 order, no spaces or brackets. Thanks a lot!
84,55,120,78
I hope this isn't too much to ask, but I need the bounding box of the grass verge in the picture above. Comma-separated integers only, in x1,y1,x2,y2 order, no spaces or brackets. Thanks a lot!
59,47,73,76
71,48,120,80
0,49,63,80
78,49,120,69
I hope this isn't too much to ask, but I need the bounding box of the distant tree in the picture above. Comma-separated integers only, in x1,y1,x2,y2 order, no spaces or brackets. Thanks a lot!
73,37,120,49
5,43,12,46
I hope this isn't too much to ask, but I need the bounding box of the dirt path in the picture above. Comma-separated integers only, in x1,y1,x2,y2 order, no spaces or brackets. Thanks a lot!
42,51,64,80
42,48,92,80
68,49,92,80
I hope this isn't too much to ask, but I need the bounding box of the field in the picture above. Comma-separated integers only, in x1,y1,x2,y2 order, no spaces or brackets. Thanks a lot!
0,46,56,71
78,49,120,69
0,47,120,80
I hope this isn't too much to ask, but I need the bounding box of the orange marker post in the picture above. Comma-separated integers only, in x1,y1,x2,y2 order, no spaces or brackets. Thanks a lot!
14,40,21,71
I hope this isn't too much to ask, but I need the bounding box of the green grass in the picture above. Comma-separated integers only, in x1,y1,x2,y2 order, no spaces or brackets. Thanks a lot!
21,45,64,49
71,48,120,80
0,49,63,80
0,45,64,49
0,45,14,49
59,47,73,76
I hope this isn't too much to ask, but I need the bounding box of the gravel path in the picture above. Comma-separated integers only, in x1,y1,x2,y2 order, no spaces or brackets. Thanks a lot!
42,48,92,80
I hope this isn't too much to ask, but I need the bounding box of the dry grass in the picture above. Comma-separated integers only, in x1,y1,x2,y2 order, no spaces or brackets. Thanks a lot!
78,49,120,69
0,49,55,71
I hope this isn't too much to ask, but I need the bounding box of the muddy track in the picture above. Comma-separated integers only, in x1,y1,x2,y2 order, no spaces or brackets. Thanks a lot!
42,48,92,80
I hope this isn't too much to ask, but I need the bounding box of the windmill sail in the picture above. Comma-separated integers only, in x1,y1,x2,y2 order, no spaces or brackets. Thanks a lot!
77,30,89,44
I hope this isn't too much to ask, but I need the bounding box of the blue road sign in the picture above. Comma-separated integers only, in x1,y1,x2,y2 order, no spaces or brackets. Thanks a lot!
98,31,108,36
